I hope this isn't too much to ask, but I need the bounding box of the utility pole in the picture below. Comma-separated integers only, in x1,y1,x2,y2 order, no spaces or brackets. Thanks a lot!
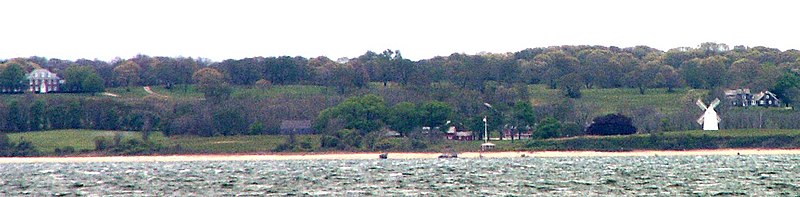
483,116,488,143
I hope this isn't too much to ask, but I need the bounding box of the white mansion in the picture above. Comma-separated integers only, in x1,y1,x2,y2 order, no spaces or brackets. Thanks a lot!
27,69,63,93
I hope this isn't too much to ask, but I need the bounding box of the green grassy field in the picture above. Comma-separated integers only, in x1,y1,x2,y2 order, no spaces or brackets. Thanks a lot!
3,84,705,118
6,130,323,154
171,134,320,153
8,130,169,154
127,83,706,118
528,85,708,115
105,86,151,98
11,129,800,155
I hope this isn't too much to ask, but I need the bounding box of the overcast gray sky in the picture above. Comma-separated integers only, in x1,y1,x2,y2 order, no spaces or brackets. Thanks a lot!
2,0,798,62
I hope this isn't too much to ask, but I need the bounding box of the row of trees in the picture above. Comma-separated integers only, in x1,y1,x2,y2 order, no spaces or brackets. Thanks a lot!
0,96,158,132
0,61,105,93
5,43,798,99
2,43,799,139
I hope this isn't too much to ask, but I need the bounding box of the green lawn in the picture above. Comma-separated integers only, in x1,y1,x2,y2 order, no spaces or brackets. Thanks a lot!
6,129,321,154
7,129,800,155
105,86,151,98
170,134,320,153
8,129,169,154
529,85,708,116
4,84,707,118
658,129,800,138
232,85,335,99
148,85,204,99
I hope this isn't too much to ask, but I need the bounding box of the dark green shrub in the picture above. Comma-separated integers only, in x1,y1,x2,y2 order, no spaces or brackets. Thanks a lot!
94,136,111,151
13,139,39,156
273,143,292,152
535,117,561,139
55,146,76,155
586,114,637,135
320,135,340,148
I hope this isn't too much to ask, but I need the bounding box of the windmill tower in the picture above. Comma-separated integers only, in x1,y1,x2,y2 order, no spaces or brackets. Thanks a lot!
696,98,721,130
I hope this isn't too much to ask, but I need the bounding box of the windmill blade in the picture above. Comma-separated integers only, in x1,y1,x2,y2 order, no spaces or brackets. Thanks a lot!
695,99,707,110
716,114,722,122
709,98,721,108
696,115,704,125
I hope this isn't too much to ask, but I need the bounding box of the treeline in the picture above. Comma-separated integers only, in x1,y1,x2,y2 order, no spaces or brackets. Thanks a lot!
4,43,798,107
0,96,160,132
524,132,800,151
3,42,799,97
2,43,800,138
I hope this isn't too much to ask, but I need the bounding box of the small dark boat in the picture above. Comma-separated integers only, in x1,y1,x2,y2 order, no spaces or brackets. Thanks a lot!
438,152,458,159
379,153,388,159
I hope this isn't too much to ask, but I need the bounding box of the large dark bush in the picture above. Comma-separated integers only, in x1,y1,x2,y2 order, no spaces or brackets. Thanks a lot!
586,113,637,135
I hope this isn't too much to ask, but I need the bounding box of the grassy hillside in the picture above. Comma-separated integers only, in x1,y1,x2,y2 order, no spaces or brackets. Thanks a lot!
2,84,707,118
8,130,169,154
528,85,708,115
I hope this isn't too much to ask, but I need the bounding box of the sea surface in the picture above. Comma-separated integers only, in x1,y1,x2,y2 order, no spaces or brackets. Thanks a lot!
1,155,799,196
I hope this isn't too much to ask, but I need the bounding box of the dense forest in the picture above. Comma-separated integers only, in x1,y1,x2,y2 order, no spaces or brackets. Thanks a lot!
2,42,800,151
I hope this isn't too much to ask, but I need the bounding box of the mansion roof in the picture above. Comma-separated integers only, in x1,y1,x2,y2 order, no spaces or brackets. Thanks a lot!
26,69,61,80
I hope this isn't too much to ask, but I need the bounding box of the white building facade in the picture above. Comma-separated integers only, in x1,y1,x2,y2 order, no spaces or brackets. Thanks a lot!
26,69,63,93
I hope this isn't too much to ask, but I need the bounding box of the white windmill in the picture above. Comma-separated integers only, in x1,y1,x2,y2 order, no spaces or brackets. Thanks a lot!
696,98,721,130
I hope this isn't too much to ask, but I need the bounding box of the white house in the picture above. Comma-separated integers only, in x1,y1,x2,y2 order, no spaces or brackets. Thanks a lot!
26,69,63,93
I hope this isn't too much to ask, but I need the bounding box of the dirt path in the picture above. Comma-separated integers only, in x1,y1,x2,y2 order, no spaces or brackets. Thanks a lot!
143,86,168,98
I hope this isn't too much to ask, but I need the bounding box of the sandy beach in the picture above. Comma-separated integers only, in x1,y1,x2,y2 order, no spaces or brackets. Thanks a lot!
1,149,800,163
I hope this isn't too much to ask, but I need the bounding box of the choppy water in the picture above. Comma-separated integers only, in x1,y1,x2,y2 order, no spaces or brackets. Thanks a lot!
1,155,799,196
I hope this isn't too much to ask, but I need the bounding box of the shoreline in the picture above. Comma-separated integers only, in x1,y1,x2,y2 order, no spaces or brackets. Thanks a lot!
2,148,800,163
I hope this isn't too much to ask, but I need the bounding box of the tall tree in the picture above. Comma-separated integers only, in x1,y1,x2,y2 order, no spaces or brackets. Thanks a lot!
29,99,46,131
82,72,105,94
558,73,583,98
63,65,104,93
0,63,26,92
654,65,682,92
193,67,231,102
113,61,142,91
386,102,421,136
512,101,536,127
772,71,800,107
538,51,580,89
419,101,453,128
316,94,388,133
624,61,661,94
152,57,180,87
578,49,613,88
729,58,760,88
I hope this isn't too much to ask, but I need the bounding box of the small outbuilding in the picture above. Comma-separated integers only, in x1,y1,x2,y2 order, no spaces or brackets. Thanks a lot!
445,126,474,141
279,120,315,135
382,128,401,137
